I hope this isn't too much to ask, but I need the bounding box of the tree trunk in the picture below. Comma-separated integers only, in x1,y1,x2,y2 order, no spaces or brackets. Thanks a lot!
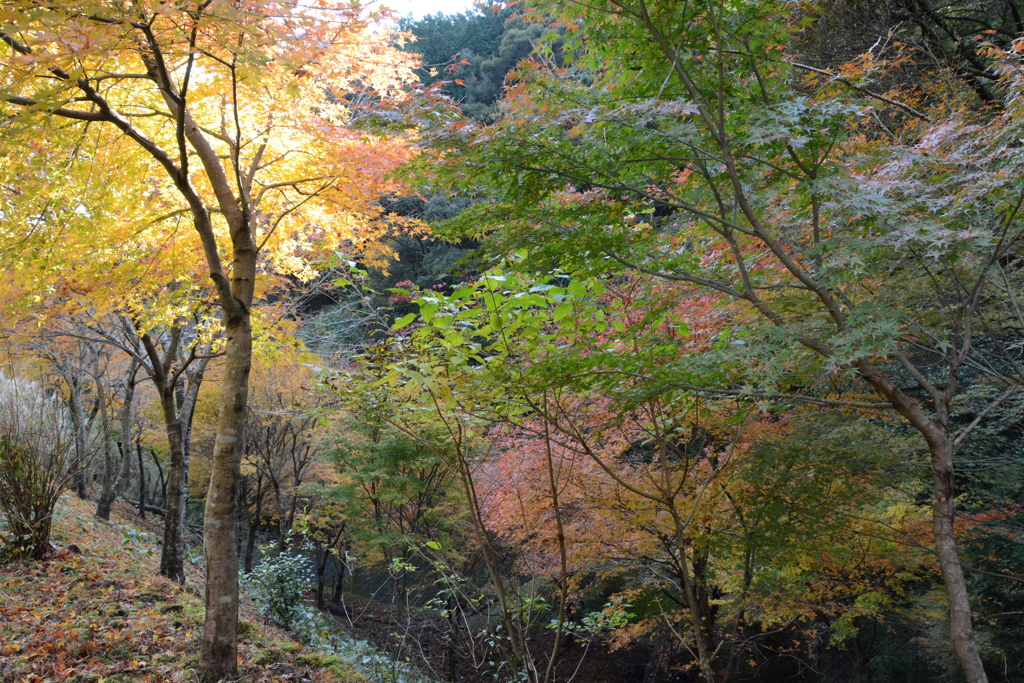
137,441,146,519
66,374,90,500
691,548,718,680
277,495,290,554
671,511,717,683
95,442,117,519
96,360,139,520
94,358,117,521
332,549,347,603
136,327,210,586
158,384,188,584
930,436,988,683
315,541,327,608
151,447,167,508
200,305,253,677
244,478,263,574
858,363,988,682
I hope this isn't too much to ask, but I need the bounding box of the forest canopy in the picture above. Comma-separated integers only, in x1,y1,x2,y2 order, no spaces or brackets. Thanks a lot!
1,1,1023,682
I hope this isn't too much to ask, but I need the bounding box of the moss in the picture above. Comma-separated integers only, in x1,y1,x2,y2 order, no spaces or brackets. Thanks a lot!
295,653,366,681
296,652,341,667
250,646,287,666
237,619,255,638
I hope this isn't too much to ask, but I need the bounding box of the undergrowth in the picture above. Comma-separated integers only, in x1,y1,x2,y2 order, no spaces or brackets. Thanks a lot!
0,494,371,682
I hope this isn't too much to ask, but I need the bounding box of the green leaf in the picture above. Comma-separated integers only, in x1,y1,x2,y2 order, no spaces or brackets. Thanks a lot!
553,302,573,321
392,313,417,330
567,280,588,298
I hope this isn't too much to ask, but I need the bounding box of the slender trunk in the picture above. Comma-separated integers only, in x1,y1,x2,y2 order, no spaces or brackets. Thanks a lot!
158,384,188,584
268,473,287,554
66,375,89,500
456,451,534,680
151,447,167,508
94,362,117,521
670,509,717,683
542,406,570,683
97,360,139,520
177,358,208,531
95,442,117,519
137,441,146,519
72,463,88,499
931,436,988,683
200,306,253,677
244,478,263,574
857,363,988,683
277,494,289,554
315,541,327,608
287,493,299,535
332,548,347,603
692,549,718,677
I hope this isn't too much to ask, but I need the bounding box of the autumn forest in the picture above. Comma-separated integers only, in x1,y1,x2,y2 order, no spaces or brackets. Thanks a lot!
1,1,1023,682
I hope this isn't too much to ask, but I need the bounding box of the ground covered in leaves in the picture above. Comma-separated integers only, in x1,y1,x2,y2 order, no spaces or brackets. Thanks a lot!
0,495,368,683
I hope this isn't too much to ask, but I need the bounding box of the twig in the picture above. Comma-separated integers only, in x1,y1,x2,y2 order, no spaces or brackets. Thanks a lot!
788,60,933,122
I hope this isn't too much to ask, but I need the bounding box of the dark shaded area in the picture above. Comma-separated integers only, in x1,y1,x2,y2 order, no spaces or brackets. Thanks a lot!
796,0,1024,106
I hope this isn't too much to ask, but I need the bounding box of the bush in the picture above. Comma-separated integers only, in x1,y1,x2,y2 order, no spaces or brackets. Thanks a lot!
0,373,78,560
247,550,323,637
244,549,436,682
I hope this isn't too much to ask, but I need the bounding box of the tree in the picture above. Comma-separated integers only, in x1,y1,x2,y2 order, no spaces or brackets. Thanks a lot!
337,331,572,683
327,410,458,618
413,1,1024,678
0,1,416,675
247,405,319,555
32,329,102,501
91,350,140,521
86,313,217,582
400,7,516,120
363,266,936,679
9,288,219,581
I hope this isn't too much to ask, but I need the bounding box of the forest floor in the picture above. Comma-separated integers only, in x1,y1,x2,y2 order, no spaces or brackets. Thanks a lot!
327,593,663,683
0,494,369,683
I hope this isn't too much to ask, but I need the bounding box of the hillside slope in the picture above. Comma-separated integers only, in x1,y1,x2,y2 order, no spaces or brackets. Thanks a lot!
0,494,366,683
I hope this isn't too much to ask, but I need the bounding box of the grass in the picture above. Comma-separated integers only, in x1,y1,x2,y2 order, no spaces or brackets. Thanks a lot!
0,494,369,682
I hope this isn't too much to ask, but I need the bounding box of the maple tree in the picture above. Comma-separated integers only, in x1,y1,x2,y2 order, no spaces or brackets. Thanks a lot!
0,0,417,675
358,265,933,679
335,331,567,683
408,0,1024,678
88,346,140,522
1,222,221,580
326,408,460,617
85,311,218,582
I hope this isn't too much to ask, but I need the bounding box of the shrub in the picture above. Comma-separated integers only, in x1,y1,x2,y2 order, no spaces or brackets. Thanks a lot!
0,373,78,560
248,550,318,632
245,547,436,682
